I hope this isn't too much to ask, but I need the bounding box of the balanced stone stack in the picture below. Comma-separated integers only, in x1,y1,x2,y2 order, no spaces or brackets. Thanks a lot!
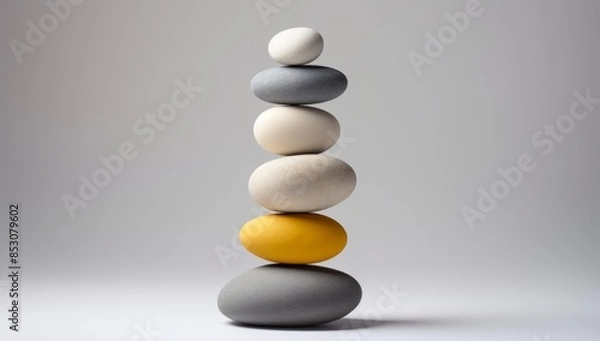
218,27,361,327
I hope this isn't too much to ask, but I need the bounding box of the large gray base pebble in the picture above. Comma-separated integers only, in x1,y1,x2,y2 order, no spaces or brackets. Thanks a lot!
217,264,362,326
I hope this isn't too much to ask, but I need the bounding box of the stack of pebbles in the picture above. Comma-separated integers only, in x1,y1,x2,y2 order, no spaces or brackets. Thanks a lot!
218,27,361,327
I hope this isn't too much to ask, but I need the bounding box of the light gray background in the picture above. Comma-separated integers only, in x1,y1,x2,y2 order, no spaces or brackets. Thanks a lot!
1,0,599,340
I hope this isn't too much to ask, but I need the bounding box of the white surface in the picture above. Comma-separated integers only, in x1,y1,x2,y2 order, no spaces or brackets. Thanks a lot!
2,280,599,341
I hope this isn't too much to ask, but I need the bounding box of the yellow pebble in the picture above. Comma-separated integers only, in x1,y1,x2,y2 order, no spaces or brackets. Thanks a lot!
240,213,347,264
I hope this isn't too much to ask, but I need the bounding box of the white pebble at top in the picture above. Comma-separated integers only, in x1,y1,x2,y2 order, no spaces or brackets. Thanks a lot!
268,27,324,65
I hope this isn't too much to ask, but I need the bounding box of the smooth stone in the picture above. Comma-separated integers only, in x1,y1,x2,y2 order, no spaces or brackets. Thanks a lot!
253,106,340,155
248,155,356,212
217,264,362,326
240,213,347,264
268,27,324,65
251,66,347,104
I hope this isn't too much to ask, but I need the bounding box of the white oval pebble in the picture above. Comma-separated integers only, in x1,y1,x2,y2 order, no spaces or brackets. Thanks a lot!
249,155,356,212
268,27,324,65
254,106,340,155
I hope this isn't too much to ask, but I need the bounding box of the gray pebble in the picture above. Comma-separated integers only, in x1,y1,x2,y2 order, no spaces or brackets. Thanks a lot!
217,264,362,326
251,66,348,104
